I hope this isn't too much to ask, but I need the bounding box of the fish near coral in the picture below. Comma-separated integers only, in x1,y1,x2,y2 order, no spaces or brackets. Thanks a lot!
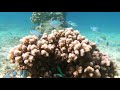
49,20,62,28
67,21,78,27
8,28,117,78
30,30,43,38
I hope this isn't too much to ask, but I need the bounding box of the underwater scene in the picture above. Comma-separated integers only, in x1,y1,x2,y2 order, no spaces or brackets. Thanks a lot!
0,12,120,78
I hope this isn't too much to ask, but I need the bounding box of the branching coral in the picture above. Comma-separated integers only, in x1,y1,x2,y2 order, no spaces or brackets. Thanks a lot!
8,28,117,78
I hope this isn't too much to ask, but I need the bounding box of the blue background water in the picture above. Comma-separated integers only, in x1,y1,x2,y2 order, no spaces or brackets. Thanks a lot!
66,12,120,33
0,12,120,45
0,12,120,34
0,12,32,25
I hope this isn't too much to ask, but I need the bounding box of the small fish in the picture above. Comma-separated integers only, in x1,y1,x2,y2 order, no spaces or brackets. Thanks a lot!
57,66,65,76
67,21,78,27
54,74,63,78
20,70,30,78
97,37,105,43
3,73,11,78
95,36,105,45
20,70,23,76
100,35,107,40
49,20,62,28
106,42,109,46
12,71,17,77
98,38,104,43
37,24,42,29
90,26,100,33
30,30,43,38
3,70,17,78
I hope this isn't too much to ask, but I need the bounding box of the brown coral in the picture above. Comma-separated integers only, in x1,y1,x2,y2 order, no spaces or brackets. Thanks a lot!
8,28,117,78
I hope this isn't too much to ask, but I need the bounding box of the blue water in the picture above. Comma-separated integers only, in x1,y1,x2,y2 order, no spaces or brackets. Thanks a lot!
0,12,32,25
0,12,120,34
0,12,119,45
66,12,120,33
0,12,119,47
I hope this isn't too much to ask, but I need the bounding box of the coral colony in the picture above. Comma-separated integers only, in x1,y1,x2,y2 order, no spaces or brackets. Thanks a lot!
30,12,66,34
30,12,65,25
8,28,117,78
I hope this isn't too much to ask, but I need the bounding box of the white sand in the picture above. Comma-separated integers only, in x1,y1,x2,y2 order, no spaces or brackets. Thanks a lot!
0,24,30,77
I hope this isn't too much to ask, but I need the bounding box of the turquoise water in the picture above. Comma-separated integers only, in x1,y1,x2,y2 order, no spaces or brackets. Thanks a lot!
0,12,33,47
0,12,120,36
0,12,32,25
0,12,120,47
0,12,120,77
0,12,119,49
67,12,120,33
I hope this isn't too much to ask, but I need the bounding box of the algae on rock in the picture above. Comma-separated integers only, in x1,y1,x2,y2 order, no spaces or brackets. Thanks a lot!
30,12,67,34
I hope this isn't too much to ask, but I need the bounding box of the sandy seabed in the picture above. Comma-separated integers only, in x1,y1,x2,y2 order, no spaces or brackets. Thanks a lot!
0,24,30,78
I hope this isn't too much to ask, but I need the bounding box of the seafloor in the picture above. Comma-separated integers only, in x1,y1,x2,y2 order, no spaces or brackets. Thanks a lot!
0,24,120,78
0,24,30,77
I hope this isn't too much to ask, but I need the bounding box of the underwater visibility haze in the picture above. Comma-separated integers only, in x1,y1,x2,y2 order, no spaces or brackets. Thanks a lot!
0,12,120,78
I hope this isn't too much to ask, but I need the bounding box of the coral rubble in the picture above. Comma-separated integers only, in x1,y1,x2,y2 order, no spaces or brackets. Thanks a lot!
8,28,117,78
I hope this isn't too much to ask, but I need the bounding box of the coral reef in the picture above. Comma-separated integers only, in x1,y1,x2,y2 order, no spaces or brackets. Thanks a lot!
8,28,117,78
30,12,66,34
